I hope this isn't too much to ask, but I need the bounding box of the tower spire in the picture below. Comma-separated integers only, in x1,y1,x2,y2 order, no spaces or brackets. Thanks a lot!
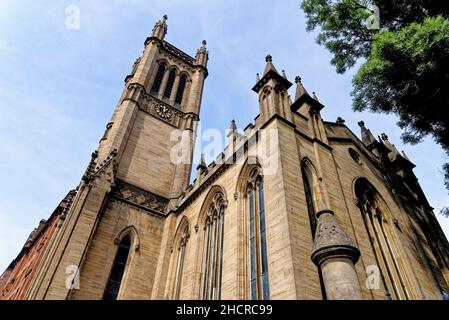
252,55,292,93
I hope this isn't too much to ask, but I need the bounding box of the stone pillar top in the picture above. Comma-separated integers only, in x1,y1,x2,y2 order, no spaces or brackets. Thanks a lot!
311,209,360,266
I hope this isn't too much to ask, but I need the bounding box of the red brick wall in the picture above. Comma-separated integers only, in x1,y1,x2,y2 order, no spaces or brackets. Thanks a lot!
0,215,61,300
0,191,75,300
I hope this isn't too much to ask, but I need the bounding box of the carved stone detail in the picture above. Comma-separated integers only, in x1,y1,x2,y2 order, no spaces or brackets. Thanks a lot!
162,41,195,66
82,150,99,182
93,149,118,187
111,180,169,213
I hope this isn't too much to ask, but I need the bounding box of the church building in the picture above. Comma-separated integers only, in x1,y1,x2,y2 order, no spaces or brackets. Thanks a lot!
1,16,449,300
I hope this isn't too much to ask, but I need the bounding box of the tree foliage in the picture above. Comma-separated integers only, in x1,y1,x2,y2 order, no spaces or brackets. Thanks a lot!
301,0,449,214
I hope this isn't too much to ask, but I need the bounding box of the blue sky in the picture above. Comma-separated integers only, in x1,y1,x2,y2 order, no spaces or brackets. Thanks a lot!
0,0,447,272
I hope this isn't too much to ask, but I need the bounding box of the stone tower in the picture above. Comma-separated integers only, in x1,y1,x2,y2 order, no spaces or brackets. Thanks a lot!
24,16,209,300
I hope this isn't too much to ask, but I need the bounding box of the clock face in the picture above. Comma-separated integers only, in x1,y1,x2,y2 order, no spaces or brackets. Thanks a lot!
155,105,173,119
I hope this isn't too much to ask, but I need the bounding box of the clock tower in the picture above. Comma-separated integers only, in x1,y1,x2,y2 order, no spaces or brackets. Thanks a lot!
97,14,209,200
26,16,209,299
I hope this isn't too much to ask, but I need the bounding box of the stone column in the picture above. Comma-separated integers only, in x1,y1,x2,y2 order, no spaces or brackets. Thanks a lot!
311,209,363,300
169,74,181,106
158,69,170,99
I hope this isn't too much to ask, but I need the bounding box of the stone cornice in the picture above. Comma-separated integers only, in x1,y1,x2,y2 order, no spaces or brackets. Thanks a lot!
110,179,169,217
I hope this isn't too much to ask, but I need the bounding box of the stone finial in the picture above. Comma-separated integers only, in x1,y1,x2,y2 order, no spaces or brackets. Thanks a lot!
359,121,377,146
199,153,206,167
82,150,99,182
252,54,293,93
227,119,241,141
282,70,287,79
230,119,237,131
336,117,345,124
195,40,209,67
294,75,309,101
312,91,319,101
163,14,168,21
401,150,410,161
262,54,278,76
380,133,401,160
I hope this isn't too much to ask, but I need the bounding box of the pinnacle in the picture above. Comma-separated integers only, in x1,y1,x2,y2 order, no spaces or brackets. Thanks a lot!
197,153,207,170
294,75,309,100
263,54,278,76
282,70,288,79
230,119,237,131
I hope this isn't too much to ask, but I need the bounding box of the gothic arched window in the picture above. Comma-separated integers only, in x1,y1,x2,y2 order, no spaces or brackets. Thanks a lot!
173,225,189,299
355,178,409,300
151,63,166,94
247,168,269,300
302,166,318,237
164,69,176,98
175,75,187,105
103,234,131,300
201,193,226,300
173,225,190,300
